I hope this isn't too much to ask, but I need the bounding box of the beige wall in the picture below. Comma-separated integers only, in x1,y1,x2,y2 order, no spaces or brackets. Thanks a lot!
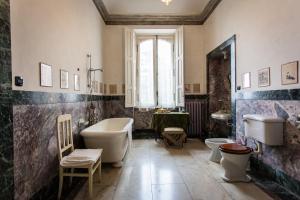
203,0,300,91
11,0,105,94
103,25,206,95
11,0,299,95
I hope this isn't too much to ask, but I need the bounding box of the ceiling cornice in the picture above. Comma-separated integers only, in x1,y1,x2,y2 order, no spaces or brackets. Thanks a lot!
93,0,222,25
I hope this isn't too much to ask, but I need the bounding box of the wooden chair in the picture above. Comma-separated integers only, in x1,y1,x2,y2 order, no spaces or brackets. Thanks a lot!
57,114,102,199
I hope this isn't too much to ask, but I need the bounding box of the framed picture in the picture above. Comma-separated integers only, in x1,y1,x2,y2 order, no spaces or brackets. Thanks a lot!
74,74,80,91
122,84,125,94
242,72,251,88
100,82,104,93
184,84,191,93
193,83,201,93
60,70,69,89
92,81,98,93
40,63,53,87
281,61,298,85
104,84,107,94
258,67,270,87
109,84,117,94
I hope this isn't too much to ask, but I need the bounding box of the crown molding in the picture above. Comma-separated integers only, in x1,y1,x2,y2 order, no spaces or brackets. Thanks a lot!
93,0,222,25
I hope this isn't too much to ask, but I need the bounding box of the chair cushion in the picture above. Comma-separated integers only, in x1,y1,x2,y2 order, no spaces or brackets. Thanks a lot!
164,127,184,132
60,149,102,167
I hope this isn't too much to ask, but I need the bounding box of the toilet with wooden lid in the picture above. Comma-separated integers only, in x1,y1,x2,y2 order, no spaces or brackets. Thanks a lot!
218,114,285,182
219,143,253,182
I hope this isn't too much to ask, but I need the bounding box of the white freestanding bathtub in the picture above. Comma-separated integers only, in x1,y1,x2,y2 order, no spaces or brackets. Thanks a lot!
80,118,133,167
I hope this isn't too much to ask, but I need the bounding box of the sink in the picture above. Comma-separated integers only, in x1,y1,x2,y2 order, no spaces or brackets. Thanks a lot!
211,110,231,121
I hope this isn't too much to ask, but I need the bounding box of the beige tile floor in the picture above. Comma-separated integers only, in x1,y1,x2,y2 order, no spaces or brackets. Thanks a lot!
74,139,273,200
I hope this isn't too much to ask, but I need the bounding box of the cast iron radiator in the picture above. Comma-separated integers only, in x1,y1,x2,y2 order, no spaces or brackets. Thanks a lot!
185,100,207,138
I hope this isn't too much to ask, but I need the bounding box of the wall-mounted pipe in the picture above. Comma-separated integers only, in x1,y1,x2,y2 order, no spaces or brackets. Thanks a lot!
87,53,103,90
252,139,262,155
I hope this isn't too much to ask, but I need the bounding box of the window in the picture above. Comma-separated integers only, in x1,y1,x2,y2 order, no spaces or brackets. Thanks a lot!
125,28,184,108
137,36,175,108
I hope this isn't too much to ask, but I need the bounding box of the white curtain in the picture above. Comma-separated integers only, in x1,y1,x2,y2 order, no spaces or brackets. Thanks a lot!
138,39,156,108
157,38,175,108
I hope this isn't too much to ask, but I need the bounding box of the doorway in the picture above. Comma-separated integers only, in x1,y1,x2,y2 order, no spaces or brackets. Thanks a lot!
206,36,236,138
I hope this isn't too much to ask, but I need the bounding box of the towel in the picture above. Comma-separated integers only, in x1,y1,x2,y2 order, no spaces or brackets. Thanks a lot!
60,149,102,167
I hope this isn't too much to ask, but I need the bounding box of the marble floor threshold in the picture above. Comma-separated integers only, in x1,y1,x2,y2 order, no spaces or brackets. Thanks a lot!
70,139,291,200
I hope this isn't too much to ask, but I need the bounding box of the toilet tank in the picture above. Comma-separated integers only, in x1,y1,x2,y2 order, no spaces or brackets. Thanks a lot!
243,114,284,146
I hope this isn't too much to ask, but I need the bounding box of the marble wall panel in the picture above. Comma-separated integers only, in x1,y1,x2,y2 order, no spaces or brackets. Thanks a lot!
104,98,154,130
104,96,208,131
0,0,13,199
236,100,300,182
13,100,104,200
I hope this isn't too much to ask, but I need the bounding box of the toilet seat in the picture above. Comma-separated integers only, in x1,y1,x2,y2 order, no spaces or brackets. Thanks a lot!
219,143,252,154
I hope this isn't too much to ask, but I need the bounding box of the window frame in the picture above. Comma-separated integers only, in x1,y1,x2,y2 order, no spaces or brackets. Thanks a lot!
136,34,175,108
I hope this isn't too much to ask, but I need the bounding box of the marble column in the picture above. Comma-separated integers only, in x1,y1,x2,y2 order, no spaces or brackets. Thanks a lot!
0,0,14,199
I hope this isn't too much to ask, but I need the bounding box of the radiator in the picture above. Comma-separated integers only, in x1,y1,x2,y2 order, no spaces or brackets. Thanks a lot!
185,100,207,138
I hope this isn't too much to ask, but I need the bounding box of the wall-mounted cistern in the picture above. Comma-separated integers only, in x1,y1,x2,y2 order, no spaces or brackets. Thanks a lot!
218,114,285,182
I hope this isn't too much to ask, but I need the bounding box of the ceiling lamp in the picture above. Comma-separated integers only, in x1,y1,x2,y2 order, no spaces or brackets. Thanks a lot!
161,0,172,6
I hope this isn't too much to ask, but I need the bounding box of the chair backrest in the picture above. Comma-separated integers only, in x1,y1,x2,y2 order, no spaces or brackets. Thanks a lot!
57,114,74,161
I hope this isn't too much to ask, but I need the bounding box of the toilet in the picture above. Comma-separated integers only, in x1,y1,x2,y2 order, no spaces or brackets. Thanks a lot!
218,114,284,182
219,143,252,182
205,138,235,162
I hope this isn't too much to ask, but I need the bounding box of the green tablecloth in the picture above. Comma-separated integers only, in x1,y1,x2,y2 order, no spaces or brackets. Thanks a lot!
152,112,190,136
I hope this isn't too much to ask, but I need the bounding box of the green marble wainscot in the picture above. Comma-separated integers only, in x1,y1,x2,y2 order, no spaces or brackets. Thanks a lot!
250,157,300,198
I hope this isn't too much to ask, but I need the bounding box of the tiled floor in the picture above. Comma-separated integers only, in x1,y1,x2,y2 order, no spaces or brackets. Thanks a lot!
74,139,274,200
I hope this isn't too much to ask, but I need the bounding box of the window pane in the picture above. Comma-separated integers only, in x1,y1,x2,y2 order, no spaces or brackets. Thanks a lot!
158,39,175,108
138,39,155,108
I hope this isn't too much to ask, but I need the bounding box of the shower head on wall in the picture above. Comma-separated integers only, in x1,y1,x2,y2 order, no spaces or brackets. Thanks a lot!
87,54,103,72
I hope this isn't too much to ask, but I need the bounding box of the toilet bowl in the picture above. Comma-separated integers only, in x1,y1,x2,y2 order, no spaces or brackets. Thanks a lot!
219,143,253,182
205,138,235,162
216,115,284,183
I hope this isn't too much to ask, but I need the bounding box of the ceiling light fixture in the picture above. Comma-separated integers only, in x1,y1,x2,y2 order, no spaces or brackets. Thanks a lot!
161,0,172,6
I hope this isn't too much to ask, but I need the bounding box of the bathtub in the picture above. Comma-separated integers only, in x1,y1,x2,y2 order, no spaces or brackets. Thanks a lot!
80,118,133,167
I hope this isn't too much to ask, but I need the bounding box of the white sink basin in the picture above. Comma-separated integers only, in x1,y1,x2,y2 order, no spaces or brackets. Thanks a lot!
211,110,231,121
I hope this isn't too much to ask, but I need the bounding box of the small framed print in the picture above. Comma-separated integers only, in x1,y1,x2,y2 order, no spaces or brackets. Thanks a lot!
242,72,251,88
258,67,270,87
74,74,80,91
60,70,69,89
100,82,104,93
184,84,191,93
104,84,107,94
193,83,201,93
92,81,99,93
109,84,117,94
40,63,53,87
122,84,125,94
281,61,299,85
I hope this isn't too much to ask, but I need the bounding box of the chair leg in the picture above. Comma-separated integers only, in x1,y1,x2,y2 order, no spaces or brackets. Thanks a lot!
69,168,74,186
88,167,93,199
98,163,102,183
58,167,64,200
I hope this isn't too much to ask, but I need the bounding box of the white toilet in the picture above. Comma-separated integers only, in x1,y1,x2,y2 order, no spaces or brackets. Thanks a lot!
205,138,235,162
219,114,284,182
